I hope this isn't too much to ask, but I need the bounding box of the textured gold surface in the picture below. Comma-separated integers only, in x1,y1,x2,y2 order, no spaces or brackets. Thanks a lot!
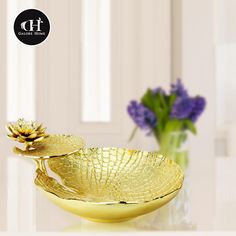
34,147,184,222
6,118,47,148
13,134,85,158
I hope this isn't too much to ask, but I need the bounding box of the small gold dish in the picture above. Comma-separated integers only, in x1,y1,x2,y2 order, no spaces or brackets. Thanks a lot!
17,147,184,223
13,134,86,158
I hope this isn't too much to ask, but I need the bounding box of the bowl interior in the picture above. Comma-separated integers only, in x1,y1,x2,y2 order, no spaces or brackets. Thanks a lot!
36,147,183,203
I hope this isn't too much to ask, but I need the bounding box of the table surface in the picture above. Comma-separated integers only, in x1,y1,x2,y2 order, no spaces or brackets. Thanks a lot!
0,136,236,232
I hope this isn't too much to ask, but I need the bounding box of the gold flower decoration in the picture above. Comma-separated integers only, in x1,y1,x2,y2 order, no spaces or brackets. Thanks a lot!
6,118,47,150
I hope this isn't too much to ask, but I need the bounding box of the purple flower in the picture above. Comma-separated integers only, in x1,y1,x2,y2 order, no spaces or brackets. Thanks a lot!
170,79,188,98
152,87,166,95
171,97,194,119
127,100,157,132
188,96,206,122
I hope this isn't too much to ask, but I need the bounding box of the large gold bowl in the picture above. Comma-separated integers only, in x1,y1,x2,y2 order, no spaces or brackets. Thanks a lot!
8,121,184,223
31,147,184,223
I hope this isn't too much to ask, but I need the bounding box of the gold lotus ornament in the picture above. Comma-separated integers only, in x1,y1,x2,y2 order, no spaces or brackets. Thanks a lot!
6,118,47,150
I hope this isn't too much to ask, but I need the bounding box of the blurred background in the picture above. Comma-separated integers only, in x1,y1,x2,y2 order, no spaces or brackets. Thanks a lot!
0,0,235,232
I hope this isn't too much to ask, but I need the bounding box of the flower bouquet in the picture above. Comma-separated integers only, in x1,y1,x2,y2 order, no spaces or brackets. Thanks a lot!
127,79,206,169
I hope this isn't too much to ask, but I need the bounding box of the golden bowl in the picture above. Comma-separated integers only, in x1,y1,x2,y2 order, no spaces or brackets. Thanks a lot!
28,147,184,223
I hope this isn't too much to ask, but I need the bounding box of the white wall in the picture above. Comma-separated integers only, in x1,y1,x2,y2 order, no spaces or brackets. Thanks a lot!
0,0,7,231
215,0,236,156
182,0,216,229
35,0,171,148
216,0,236,44
0,0,6,135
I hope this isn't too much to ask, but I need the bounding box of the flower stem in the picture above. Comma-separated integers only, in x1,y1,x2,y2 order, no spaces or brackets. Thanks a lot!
128,126,138,142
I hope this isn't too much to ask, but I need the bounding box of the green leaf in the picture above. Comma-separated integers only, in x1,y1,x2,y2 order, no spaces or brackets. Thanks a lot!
158,94,169,122
159,93,167,109
141,89,154,110
168,93,177,107
184,120,197,134
128,126,139,142
153,96,163,118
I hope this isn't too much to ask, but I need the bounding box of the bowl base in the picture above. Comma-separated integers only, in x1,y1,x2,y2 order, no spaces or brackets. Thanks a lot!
83,217,133,223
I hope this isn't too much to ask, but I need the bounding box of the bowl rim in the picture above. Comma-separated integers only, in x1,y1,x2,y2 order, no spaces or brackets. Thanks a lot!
34,153,184,205
14,146,167,160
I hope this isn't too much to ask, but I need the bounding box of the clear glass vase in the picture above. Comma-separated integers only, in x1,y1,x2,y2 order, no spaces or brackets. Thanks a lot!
158,131,189,170
139,131,195,230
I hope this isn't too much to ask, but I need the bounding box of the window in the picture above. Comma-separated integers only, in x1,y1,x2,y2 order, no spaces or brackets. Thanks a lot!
81,0,111,122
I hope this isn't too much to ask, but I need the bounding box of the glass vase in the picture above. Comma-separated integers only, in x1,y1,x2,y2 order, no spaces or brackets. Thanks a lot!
158,131,189,170
140,131,195,230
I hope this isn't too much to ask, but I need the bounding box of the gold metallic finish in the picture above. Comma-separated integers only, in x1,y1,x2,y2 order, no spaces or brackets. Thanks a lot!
33,147,184,222
6,118,47,149
13,134,85,159
8,120,184,223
